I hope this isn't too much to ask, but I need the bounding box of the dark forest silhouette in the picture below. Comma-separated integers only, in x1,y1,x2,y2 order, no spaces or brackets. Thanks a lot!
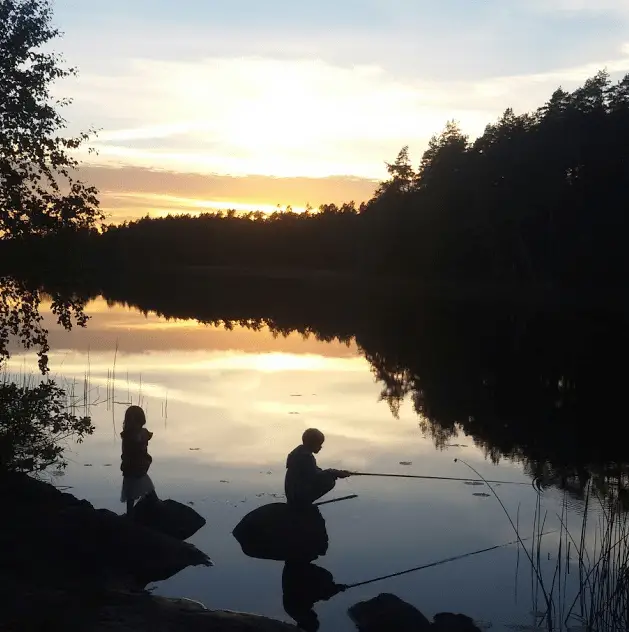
5,71,629,294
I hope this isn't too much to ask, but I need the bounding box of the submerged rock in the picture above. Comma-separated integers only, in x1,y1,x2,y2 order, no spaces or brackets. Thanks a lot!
349,594,431,632
349,594,482,632
433,613,482,632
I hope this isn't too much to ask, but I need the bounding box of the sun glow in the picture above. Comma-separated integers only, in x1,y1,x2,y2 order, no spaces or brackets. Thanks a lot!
103,192,308,218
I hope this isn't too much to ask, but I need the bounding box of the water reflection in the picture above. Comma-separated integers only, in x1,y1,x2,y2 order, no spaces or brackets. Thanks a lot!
233,502,339,629
5,290,629,630
283,562,344,632
9,288,629,500
21,265,629,496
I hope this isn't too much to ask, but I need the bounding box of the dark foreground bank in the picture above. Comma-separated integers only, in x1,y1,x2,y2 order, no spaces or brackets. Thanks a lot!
0,474,296,631
0,475,486,632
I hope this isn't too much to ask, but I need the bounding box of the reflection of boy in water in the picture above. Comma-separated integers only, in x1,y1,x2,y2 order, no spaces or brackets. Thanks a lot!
285,428,351,507
282,561,346,631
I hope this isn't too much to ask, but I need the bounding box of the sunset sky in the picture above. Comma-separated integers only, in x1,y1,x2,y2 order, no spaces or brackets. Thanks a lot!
52,0,629,222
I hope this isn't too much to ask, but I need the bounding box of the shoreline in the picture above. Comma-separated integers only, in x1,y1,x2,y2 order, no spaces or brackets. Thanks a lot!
1,473,297,631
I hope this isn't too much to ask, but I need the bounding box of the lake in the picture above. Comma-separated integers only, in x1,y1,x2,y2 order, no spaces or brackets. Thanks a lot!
6,296,620,632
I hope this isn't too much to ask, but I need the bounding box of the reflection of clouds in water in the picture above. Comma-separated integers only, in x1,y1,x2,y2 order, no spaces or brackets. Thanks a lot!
18,297,358,358
7,368,510,478
6,301,530,477
17,301,588,630
34,350,364,375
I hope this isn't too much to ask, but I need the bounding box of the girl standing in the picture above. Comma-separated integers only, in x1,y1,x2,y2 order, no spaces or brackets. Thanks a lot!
120,405,158,514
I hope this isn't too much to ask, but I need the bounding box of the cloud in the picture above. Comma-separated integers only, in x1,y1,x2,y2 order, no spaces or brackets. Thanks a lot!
530,0,629,13
62,52,629,182
79,165,378,221
65,57,458,178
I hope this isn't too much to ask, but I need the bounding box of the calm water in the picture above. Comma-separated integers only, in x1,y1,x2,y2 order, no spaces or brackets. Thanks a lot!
8,298,594,631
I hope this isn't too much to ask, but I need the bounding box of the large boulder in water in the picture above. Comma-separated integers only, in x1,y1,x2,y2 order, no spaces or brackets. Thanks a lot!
233,503,328,561
133,497,206,541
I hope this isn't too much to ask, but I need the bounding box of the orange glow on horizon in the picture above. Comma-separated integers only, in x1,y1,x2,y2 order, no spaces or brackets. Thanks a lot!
102,192,310,220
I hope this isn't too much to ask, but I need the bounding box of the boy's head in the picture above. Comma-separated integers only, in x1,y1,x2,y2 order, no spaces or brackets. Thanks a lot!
302,428,325,453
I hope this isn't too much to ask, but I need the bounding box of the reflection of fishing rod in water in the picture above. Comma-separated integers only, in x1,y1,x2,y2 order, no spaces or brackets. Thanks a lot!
349,472,530,486
342,532,555,590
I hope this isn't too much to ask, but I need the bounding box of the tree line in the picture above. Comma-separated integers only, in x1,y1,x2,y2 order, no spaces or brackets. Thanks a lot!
5,70,629,291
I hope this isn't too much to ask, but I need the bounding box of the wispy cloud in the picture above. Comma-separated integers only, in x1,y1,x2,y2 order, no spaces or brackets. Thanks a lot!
66,52,629,181
531,0,629,14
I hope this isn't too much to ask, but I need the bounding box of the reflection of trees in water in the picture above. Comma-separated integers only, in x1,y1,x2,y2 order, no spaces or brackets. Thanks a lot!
354,301,629,501
0,279,93,475
0,277,89,372
29,274,629,497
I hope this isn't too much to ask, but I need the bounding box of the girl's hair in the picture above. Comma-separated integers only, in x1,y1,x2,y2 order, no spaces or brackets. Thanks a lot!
122,405,146,434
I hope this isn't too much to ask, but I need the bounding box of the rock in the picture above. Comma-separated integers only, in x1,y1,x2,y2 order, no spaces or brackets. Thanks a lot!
233,503,328,561
433,613,482,632
349,594,431,632
0,578,298,631
0,473,211,589
348,594,482,632
0,475,299,631
132,497,206,541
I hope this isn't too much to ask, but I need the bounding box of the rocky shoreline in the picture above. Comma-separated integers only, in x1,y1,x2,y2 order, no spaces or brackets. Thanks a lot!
1,473,297,631
1,474,482,631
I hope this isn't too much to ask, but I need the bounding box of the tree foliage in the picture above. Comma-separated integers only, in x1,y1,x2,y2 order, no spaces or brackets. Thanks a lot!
0,0,102,237
0,0,99,370
0,379,93,473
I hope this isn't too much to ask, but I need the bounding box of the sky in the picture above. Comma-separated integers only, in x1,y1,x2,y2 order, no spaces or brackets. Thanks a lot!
50,0,629,221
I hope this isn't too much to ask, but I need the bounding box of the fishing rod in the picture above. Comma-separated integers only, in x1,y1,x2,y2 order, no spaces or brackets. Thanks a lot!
315,494,358,506
343,532,555,589
349,472,529,486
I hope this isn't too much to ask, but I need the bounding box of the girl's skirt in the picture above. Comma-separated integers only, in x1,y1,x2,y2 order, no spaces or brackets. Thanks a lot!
120,474,155,503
